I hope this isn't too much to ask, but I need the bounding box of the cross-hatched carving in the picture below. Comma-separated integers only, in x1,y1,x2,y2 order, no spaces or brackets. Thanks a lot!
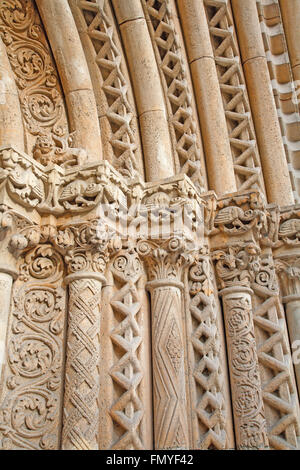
151,285,188,449
62,278,102,450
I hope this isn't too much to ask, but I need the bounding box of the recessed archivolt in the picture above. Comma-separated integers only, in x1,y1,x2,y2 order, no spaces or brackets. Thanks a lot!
0,0,208,186
0,0,69,161
69,0,145,179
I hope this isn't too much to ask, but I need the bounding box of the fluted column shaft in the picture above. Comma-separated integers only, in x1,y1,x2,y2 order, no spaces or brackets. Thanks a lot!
36,0,102,162
177,0,236,196
231,0,294,206
112,0,175,181
0,38,24,152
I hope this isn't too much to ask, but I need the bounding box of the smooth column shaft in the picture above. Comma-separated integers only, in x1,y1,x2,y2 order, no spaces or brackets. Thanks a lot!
231,0,294,206
220,288,269,449
279,0,300,80
112,0,175,181
177,0,236,196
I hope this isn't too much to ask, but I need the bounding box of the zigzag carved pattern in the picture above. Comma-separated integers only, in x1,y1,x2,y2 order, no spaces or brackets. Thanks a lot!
252,290,300,449
71,0,142,177
142,0,205,191
187,261,227,449
151,286,189,449
204,0,265,193
109,282,144,449
62,279,102,450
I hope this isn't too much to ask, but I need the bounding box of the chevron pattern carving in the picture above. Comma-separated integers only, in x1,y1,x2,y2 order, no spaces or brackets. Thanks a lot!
187,258,228,449
204,0,265,193
71,0,143,177
142,0,205,190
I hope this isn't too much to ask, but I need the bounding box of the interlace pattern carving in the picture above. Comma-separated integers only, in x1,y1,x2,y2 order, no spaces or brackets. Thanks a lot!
142,0,205,191
187,257,227,449
70,0,143,178
0,245,66,450
204,0,265,193
109,251,145,449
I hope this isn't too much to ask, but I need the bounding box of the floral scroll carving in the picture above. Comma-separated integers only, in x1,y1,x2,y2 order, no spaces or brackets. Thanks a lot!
0,244,66,450
222,290,268,449
0,0,69,162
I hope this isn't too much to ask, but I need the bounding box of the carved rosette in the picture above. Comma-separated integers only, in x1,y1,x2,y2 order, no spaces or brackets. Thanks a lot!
212,244,269,449
222,289,268,449
0,244,66,450
138,238,190,449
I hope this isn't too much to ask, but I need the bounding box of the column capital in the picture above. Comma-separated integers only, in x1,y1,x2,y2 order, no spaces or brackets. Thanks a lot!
137,237,196,287
275,255,300,301
212,242,261,291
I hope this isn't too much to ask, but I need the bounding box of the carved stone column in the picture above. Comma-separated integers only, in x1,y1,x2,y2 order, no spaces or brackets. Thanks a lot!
213,244,269,449
0,221,67,450
102,246,152,450
0,210,22,400
274,207,300,404
0,37,24,152
185,253,235,449
276,256,300,397
138,238,190,450
177,0,236,196
56,222,112,450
